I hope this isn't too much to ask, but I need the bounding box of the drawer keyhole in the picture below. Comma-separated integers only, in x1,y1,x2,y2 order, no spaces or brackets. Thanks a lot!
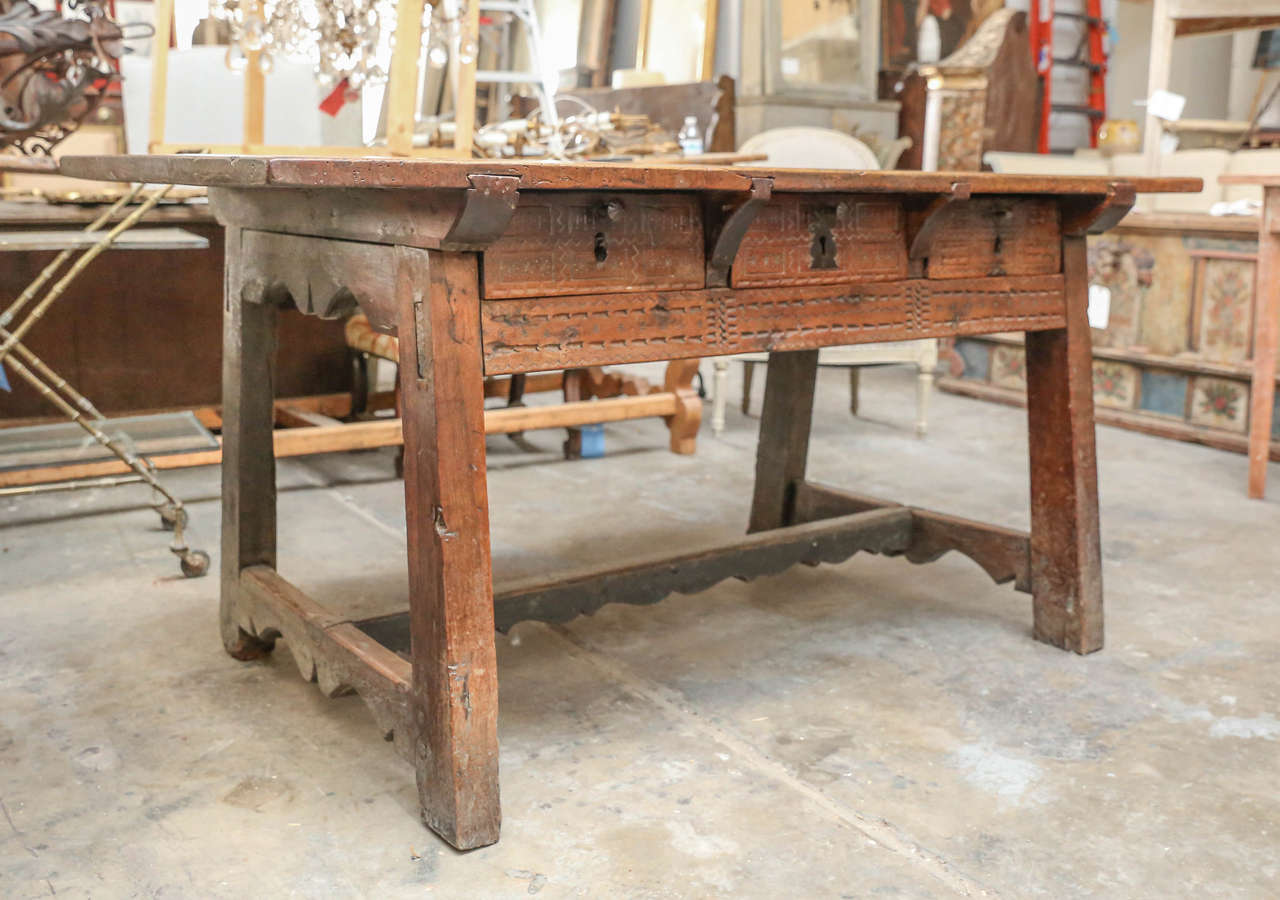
810,229,838,270
594,232,608,263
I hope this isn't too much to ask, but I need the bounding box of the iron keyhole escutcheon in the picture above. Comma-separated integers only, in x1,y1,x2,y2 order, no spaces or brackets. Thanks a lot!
809,205,841,270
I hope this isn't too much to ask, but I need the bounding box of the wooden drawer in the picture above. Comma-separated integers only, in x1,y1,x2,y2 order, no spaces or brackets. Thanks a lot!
925,197,1061,279
481,191,704,299
731,194,909,288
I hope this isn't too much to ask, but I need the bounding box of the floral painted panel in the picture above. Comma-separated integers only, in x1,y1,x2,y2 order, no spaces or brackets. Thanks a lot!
937,92,985,172
1092,361,1137,409
1189,376,1249,433
990,344,1026,391
1088,238,1156,349
1197,259,1255,363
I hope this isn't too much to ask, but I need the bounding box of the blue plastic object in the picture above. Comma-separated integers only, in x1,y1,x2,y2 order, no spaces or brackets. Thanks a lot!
579,423,605,458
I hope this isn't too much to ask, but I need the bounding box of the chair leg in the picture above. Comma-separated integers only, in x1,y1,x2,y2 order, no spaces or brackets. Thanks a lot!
915,363,933,438
849,367,860,416
741,360,757,416
711,358,729,435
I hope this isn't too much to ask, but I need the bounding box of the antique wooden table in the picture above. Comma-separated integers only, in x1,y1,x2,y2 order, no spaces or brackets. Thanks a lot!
61,156,1197,850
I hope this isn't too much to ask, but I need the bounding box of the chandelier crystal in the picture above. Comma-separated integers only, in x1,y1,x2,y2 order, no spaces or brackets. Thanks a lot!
208,0,471,90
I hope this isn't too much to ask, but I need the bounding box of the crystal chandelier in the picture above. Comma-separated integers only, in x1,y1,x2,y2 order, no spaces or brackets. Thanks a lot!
209,0,475,91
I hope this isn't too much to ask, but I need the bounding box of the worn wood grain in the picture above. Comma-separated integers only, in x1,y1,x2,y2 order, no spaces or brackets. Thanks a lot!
1024,236,1104,653
748,349,819,533
480,275,1068,374
352,507,913,642
395,246,501,850
59,154,1200,198
482,191,704,298
791,481,1032,593
731,194,910,288
238,566,414,759
220,227,281,660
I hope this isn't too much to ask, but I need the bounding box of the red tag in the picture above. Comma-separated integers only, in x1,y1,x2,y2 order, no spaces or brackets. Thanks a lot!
319,78,350,117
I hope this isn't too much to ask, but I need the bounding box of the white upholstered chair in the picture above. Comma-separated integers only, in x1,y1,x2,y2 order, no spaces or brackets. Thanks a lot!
710,127,939,437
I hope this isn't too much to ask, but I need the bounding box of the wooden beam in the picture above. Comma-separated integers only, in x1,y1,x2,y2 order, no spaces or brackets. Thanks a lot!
0,393,687,489
352,507,915,642
791,481,1033,593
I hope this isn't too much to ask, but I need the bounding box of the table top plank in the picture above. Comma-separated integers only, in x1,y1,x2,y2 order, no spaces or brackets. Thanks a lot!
57,155,1202,196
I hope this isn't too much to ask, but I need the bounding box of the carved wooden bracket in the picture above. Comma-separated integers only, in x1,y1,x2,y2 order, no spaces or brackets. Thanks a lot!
1060,181,1137,236
237,230,396,327
907,181,972,261
704,176,773,288
440,173,521,251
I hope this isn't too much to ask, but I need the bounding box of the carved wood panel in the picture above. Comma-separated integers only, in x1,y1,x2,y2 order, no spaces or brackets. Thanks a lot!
481,191,705,299
481,274,1066,374
730,194,909,288
925,198,1062,279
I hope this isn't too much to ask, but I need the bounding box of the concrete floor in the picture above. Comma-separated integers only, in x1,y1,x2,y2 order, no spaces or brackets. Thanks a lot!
1,364,1278,898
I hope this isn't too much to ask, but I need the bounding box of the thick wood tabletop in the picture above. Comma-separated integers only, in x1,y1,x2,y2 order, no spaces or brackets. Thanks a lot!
58,154,1201,196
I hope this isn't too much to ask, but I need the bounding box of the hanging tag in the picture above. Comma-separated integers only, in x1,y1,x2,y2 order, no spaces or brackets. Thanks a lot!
319,78,351,117
1088,284,1112,330
1146,89,1186,122
0,359,10,392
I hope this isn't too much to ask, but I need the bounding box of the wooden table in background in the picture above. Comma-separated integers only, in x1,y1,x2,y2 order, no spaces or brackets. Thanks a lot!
1219,175,1280,499
61,154,1197,850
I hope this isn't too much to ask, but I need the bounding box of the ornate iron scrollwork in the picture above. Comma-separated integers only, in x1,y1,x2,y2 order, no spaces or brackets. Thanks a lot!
0,0,144,156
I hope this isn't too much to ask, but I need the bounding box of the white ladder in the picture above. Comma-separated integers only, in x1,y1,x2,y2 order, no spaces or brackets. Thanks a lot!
476,0,559,129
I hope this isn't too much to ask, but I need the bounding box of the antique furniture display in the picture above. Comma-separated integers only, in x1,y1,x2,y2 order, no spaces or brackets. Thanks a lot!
59,153,1196,850
1220,173,1280,498
1142,0,1280,166
711,125,937,437
950,151,1280,476
889,8,1037,172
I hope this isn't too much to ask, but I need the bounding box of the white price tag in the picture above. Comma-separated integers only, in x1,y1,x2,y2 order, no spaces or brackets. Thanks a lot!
1146,89,1186,122
1088,284,1111,330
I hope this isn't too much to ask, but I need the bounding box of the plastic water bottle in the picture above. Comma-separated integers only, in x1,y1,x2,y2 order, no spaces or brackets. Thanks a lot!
678,116,704,156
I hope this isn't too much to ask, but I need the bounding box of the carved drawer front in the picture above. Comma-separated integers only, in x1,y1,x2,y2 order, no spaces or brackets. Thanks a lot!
482,191,705,299
925,198,1061,279
731,194,909,288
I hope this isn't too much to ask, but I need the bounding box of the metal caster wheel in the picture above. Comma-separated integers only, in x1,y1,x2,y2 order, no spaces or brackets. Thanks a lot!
179,550,211,578
158,504,188,531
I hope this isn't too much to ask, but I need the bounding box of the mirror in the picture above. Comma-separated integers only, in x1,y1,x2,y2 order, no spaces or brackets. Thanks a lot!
636,0,718,83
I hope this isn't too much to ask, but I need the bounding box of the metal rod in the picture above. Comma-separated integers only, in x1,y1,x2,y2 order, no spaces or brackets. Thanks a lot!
3,353,191,552
0,185,173,366
0,327,105,420
0,183,145,330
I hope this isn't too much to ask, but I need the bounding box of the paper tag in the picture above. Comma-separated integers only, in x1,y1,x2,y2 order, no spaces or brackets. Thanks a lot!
1159,132,1180,155
1088,284,1111,330
1146,89,1186,122
319,78,351,117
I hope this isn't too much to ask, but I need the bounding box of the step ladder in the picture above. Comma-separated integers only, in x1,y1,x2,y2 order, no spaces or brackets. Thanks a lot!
1030,0,1108,153
475,0,559,129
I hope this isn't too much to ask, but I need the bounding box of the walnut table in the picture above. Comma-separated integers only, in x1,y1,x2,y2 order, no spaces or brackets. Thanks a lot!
60,155,1198,850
